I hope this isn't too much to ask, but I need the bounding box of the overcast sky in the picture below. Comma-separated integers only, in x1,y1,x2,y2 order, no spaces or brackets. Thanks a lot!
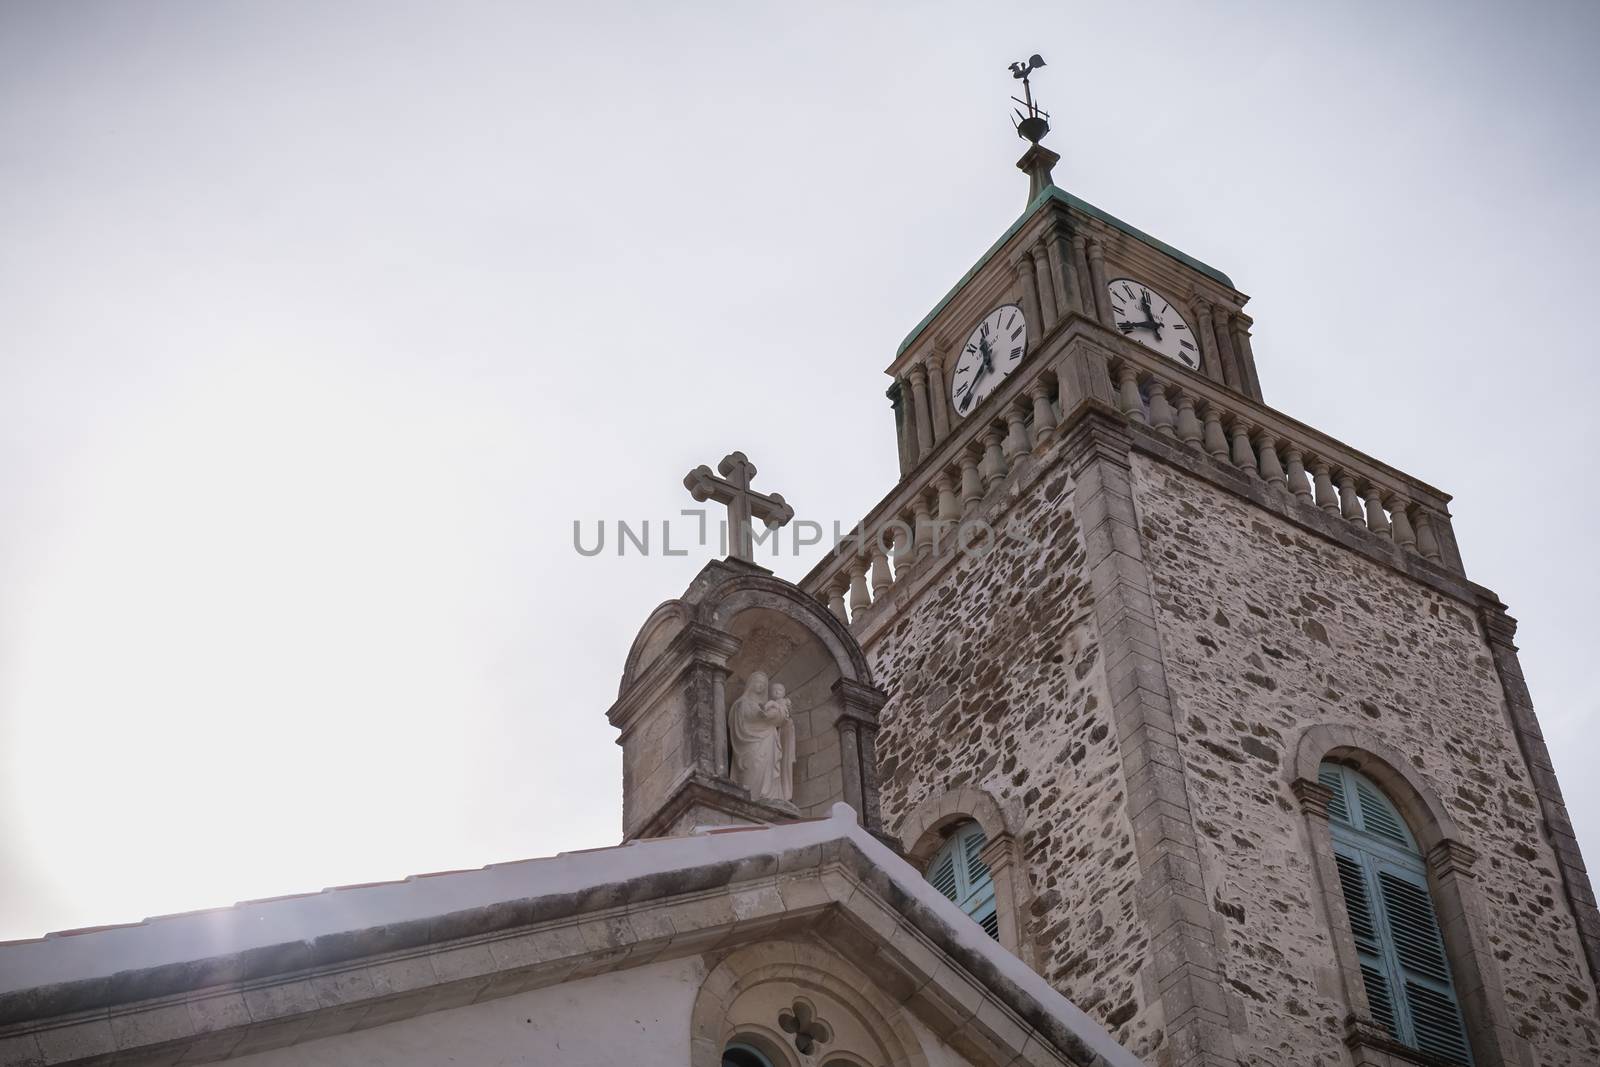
2,0,1597,941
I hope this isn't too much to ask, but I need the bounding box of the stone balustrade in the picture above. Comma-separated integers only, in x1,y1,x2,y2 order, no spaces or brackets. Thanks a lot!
1099,343,1459,573
805,321,1462,629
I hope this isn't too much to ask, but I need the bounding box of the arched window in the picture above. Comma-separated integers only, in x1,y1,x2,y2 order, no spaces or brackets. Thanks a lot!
924,820,998,940
1319,761,1473,1065
722,1042,775,1067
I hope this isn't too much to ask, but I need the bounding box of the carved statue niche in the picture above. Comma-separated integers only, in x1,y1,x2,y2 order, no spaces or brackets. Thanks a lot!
609,559,887,839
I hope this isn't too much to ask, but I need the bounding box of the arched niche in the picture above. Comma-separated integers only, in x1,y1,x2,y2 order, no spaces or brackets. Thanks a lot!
722,606,850,819
608,560,887,837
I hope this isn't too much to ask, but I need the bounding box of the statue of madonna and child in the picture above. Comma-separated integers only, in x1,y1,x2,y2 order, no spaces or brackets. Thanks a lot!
728,671,795,804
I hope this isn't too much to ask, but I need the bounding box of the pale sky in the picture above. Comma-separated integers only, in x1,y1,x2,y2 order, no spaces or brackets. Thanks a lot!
2,0,1597,941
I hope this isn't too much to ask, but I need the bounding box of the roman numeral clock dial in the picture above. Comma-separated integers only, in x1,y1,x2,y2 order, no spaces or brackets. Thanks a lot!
950,303,1027,417
1107,278,1200,371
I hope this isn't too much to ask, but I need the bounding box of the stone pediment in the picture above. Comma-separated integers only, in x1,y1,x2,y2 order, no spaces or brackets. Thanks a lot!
0,806,1139,1067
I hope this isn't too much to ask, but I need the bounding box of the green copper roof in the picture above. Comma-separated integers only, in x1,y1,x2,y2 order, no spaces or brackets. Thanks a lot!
895,184,1235,358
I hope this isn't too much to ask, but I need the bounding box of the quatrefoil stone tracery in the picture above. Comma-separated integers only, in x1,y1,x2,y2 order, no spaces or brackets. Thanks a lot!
777,997,833,1056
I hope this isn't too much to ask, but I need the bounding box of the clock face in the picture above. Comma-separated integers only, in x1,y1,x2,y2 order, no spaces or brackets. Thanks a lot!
950,303,1027,418
1107,278,1200,371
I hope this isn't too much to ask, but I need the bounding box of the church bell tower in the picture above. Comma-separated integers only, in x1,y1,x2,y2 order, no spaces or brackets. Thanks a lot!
798,58,1600,1067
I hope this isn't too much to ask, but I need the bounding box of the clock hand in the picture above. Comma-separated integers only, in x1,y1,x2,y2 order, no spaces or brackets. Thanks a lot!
1137,294,1165,341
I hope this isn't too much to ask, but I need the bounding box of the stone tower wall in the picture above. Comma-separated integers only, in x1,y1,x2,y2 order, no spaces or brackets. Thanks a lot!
1128,453,1600,1066
864,459,1168,1060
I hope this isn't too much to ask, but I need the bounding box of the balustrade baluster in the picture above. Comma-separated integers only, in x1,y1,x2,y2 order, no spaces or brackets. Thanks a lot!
1116,364,1146,422
1389,495,1416,551
1147,380,1176,436
1201,404,1230,460
912,492,934,561
870,545,893,598
848,559,871,614
889,515,914,576
936,471,961,523
1336,472,1365,524
1362,484,1391,537
827,578,849,624
960,448,984,512
1229,418,1258,477
1311,461,1339,513
980,428,1008,487
1028,379,1058,452
1174,391,1203,446
1257,433,1287,491
1003,401,1031,458
1283,447,1313,504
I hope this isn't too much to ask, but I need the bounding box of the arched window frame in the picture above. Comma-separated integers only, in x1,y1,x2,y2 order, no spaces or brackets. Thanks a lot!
1289,725,1521,1067
1320,762,1472,1063
895,786,1037,966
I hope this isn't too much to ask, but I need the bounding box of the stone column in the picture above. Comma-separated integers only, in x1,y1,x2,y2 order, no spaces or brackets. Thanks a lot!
907,363,934,457
1231,316,1262,400
1085,239,1114,327
1208,306,1242,391
837,715,863,820
1030,244,1058,333
888,380,912,476
1071,234,1095,318
832,678,887,832
1013,252,1043,334
1194,300,1224,387
925,352,952,444
1046,221,1081,317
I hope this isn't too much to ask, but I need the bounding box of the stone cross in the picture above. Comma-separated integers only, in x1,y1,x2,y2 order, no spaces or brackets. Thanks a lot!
683,451,794,563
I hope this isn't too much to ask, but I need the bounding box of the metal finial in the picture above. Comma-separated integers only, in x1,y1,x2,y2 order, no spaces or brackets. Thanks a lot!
1007,54,1050,144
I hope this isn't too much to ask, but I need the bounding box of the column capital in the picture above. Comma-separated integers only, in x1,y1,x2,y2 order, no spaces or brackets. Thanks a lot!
1292,777,1336,821
1427,838,1480,880
906,361,929,386
832,675,887,725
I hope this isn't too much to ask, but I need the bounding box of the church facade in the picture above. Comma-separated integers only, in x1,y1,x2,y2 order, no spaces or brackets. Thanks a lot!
2,74,1597,1067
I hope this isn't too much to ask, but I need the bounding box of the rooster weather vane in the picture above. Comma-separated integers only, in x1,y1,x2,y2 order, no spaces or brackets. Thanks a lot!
1008,53,1050,144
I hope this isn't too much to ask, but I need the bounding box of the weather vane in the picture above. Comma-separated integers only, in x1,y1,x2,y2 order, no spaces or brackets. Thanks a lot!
1008,54,1049,144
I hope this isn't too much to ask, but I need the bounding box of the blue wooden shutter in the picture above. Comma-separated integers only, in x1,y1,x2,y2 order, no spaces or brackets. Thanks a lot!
1376,866,1473,1065
924,822,999,941
1320,763,1472,1065
1332,848,1401,1039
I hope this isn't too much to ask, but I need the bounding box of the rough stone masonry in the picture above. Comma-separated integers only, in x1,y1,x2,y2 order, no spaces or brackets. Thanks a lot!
861,422,1600,1066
